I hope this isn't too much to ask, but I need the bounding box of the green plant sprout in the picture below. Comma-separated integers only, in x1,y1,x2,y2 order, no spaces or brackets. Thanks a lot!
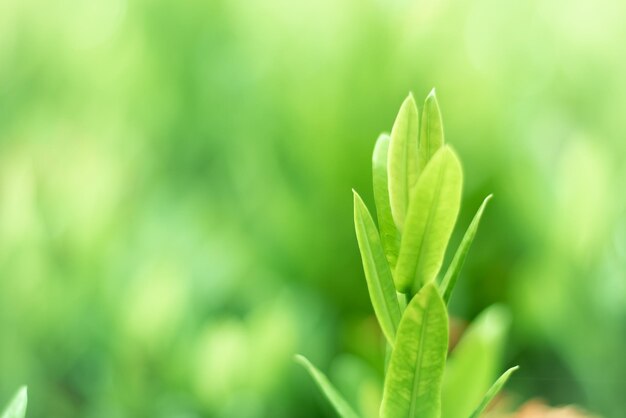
1,387,27,418
297,91,518,418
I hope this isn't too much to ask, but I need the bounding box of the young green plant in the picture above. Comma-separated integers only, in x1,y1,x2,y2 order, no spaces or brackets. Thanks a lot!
297,90,517,418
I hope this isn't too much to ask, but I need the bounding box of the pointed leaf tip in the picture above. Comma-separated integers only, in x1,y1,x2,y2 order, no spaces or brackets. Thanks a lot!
388,94,420,231
441,193,492,304
372,133,400,269
418,91,445,173
395,146,462,294
469,366,519,418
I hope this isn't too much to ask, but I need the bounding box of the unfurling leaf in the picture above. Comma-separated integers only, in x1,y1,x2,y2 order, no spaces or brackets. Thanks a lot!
380,283,448,418
388,94,419,231
372,133,401,268
353,191,402,345
394,146,462,294
418,89,444,173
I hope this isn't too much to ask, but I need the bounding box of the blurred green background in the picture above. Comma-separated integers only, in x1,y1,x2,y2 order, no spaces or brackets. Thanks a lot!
1,0,625,416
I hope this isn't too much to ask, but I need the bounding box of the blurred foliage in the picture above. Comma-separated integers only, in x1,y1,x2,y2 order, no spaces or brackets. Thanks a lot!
0,0,625,416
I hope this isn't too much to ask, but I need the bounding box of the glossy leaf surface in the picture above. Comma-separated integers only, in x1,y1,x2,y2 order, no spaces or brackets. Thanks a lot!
418,89,444,173
395,146,462,294
380,284,448,418
372,133,400,268
353,191,402,345
388,94,419,231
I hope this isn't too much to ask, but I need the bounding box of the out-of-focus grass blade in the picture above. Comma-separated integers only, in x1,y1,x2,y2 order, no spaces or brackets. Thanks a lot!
380,283,448,418
372,133,400,269
418,89,444,173
441,305,510,418
1,387,27,418
353,191,402,345
295,355,361,418
388,94,419,231
440,194,492,304
468,366,519,418
331,354,383,418
394,146,462,294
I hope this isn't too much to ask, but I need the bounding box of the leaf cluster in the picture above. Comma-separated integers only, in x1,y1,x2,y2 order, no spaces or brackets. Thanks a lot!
298,91,517,418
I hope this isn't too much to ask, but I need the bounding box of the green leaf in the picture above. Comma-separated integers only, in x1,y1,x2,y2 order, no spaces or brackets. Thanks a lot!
388,94,419,231
372,133,400,269
353,191,402,345
295,355,361,418
380,283,448,418
441,305,510,418
418,89,444,173
394,146,463,294
440,194,492,304
330,355,382,418
1,387,27,418
469,366,519,418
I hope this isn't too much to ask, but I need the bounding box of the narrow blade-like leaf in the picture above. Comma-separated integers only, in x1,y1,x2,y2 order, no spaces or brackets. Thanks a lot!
469,366,519,418
394,146,462,294
388,94,419,231
380,283,448,418
440,194,492,304
441,305,510,418
295,355,361,418
418,89,444,173
1,387,27,418
353,191,402,345
331,355,383,418
372,133,400,268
